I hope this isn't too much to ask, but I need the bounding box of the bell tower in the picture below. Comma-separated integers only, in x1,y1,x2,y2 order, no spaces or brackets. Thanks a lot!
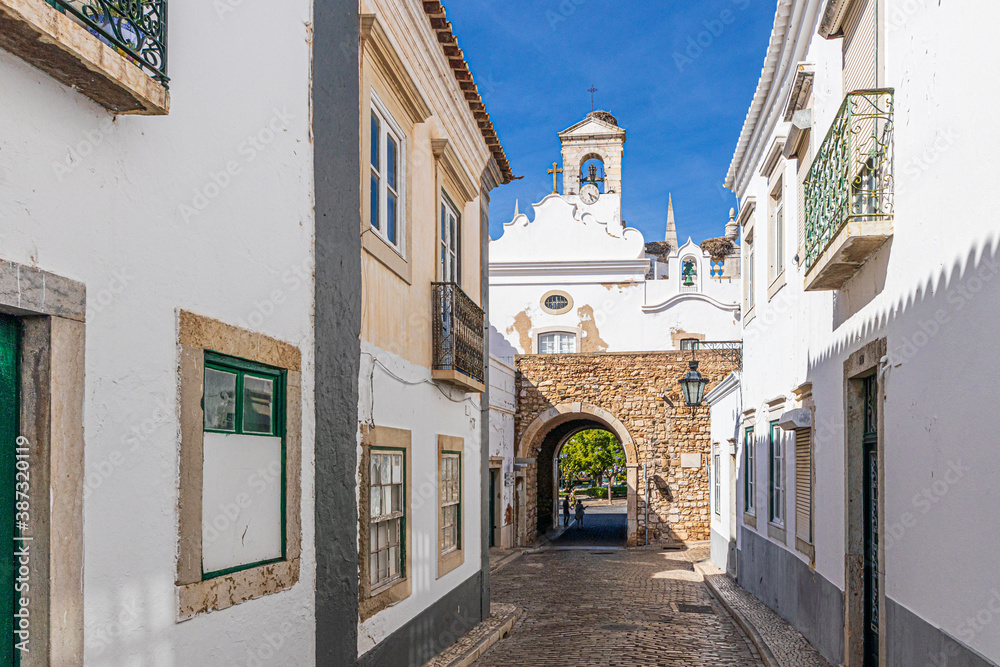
558,110,627,197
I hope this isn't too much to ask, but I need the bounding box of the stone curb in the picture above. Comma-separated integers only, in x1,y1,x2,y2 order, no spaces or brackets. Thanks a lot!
489,549,524,573
694,561,779,667
422,604,524,667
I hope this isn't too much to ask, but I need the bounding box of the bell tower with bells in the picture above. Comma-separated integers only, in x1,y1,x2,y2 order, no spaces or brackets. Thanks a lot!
556,105,626,219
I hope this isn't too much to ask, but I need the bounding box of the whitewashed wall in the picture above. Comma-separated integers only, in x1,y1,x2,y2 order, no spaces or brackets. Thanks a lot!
735,1,1000,662
707,374,740,573
0,1,316,663
488,327,516,548
356,342,483,654
490,197,740,354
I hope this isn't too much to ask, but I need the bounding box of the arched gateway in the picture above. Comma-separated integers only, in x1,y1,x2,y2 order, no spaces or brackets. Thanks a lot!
513,350,740,548
519,402,640,545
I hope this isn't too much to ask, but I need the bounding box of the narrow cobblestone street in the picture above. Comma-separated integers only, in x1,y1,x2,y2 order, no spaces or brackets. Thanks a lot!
476,505,764,666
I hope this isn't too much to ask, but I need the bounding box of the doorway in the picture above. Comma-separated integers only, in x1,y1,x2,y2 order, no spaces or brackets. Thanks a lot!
862,374,879,666
845,340,885,667
489,468,500,548
0,315,19,666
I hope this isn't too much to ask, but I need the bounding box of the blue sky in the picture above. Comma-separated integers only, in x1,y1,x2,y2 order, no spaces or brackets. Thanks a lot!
444,0,777,243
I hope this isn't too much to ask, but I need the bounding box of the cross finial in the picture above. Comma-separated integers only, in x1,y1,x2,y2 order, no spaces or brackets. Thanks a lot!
547,162,563,194
588,85,598,111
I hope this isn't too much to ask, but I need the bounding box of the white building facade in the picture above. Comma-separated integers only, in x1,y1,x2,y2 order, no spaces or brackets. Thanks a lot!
706,372,741,575
0,0,510,664
488,327,518,549
726,1,1000,665
490,112,742,356
0,0,320,663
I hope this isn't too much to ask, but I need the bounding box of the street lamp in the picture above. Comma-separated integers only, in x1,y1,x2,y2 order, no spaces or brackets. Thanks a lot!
678,360,709,407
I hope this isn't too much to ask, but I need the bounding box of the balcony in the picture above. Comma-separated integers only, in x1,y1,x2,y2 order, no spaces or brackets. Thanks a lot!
0,0,168,114
432,282,486,393
803,90,893,291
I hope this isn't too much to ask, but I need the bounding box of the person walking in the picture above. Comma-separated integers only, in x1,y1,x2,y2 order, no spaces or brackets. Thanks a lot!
574,499,585,528
562,496,570,527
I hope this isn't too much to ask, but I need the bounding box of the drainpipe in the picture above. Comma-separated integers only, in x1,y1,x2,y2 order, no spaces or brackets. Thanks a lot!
643,462,649,546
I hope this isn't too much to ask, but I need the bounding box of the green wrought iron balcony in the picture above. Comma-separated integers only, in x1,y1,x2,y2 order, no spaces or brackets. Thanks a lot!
45,0,168,86
432,282,486,393
0,0,168,113
803,90,894,291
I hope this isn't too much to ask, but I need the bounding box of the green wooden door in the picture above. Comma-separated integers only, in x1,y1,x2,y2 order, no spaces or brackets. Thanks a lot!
0,316,19,665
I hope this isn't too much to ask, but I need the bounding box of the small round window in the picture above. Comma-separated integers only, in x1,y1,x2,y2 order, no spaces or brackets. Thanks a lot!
544,295,568,310
540,291,573,314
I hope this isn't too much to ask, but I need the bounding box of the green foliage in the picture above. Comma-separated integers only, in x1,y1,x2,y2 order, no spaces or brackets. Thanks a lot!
559,429,627,491
579,485,628,499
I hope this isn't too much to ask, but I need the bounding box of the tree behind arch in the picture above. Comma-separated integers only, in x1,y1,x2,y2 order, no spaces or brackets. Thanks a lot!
559,429,626,502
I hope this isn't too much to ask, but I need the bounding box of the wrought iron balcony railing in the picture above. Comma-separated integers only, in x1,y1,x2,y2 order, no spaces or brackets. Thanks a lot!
804,90,894,271
432,282,485,389
45,0,168,86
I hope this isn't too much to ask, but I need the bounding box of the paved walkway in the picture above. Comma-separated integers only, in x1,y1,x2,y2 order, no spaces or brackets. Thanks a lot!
476,542,764,666
697,562,832,667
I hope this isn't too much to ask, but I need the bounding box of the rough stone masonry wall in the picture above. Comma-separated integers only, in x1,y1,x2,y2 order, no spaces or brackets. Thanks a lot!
516,351,739,545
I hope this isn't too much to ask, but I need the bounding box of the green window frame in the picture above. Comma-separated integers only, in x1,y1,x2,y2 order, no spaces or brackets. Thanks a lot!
201,351,287,579
369,446,406,591
440,450,461,555
769,420,784,526
744,427,755,515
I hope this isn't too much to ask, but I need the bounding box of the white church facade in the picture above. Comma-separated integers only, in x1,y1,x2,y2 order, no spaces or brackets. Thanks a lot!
489,111,742,355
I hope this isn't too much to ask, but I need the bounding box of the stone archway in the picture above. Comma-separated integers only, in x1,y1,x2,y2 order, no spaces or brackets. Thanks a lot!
519,402,640,546
513,351,742,548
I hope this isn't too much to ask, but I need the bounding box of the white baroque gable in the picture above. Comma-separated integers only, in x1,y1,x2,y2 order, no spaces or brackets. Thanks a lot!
490,194,645,263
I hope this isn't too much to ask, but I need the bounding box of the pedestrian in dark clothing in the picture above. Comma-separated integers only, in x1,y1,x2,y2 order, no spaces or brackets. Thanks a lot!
562,496,570,526
574,499,585,527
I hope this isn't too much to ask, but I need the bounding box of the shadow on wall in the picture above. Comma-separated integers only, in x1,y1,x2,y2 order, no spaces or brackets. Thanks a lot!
807,232,1000,664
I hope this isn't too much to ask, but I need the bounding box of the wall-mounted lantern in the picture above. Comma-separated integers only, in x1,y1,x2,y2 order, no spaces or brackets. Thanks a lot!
678,360,709,407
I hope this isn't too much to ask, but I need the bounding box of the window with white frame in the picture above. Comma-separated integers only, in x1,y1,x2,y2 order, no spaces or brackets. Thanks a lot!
440,452,461,555
746,232,755,311
440,195,461,283
369,100,403,249
769,421,784,526
744,426,755,515
539,332,577,354
771,179,785,278
369,449,404,590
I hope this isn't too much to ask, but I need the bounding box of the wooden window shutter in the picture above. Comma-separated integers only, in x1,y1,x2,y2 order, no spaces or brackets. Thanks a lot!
795,427,813,544
842,0,877,94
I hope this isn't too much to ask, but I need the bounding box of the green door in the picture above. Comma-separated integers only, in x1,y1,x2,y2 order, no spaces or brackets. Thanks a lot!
0,316,19,665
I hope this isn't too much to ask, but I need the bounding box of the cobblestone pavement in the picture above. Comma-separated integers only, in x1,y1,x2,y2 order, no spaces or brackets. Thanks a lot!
699,563,832,667
476,543,764,666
